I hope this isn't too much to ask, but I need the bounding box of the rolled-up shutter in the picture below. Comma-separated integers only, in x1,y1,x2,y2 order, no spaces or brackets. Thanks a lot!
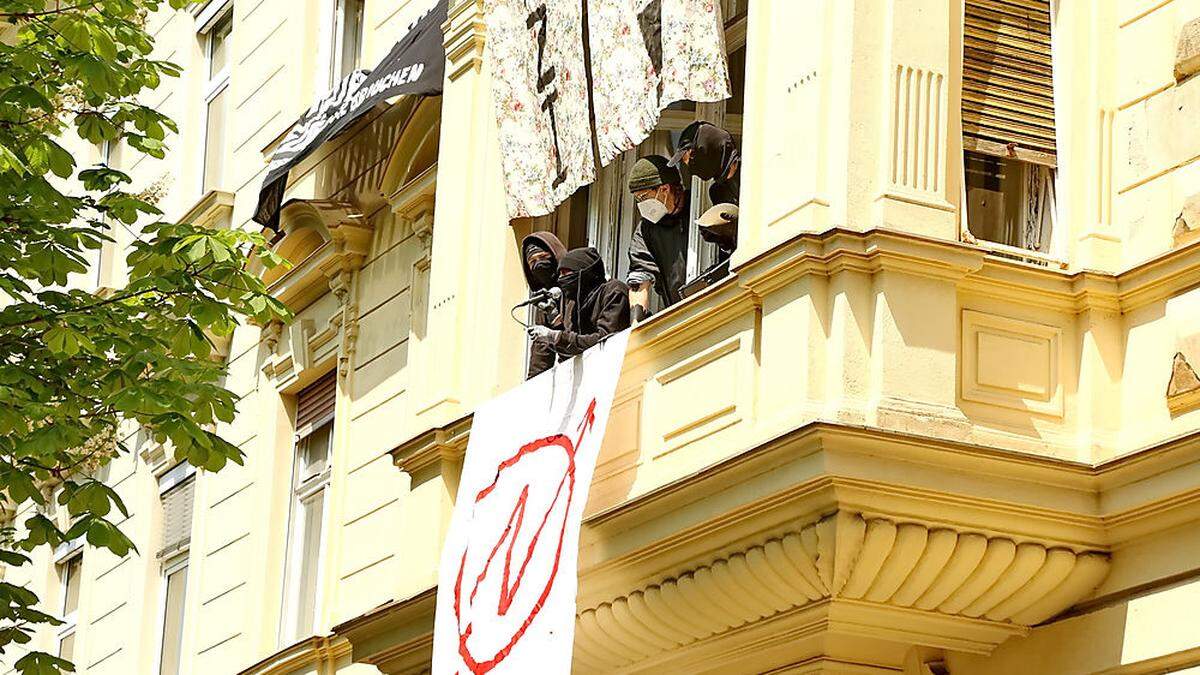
295,371,336,437
160,476,194,556
962,0,1056,166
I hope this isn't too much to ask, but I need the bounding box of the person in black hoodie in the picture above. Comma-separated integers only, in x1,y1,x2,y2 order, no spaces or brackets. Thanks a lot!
669,120,741,206
527,247,630,359
519,231,568,378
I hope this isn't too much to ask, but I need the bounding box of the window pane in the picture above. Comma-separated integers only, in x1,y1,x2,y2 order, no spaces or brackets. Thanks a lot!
208,14,232,78
726,46,746,116
338,0,365,80
203,86,228,193
159,565,188,675
299,423,332,483
58,632,75,662
965,151,1024,247
294,490,324,637
62,556,82,616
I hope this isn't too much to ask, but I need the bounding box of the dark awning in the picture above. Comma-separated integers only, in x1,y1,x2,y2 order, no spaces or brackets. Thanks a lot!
253,0,447,229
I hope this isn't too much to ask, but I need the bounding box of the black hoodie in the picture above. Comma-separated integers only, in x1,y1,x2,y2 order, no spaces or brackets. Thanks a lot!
520,232,568,378
549,248,630,357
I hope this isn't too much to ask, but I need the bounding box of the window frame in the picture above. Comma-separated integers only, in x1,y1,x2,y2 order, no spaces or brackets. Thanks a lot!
199,8,232,196
330,0,366,85
152,555,189,675
584,5,748,292
54,546,84,661
278,417,333,646
959,0,1063,261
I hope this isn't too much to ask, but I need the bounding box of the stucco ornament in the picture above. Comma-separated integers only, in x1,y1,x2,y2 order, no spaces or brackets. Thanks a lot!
1176,16,1200,81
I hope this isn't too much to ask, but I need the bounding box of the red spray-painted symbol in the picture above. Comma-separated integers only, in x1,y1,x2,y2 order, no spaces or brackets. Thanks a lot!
453,400,597,674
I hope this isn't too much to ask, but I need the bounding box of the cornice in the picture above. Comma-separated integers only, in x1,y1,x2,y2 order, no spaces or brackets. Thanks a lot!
390,413,472,481
236,635,351,675
729,227,1200,316
178,189,235,229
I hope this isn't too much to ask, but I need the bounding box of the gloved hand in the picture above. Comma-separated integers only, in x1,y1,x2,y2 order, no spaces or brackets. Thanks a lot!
527,325,560,341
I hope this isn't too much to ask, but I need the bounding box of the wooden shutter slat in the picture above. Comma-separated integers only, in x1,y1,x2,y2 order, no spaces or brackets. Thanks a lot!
296,371,336,432
962,0,1055,160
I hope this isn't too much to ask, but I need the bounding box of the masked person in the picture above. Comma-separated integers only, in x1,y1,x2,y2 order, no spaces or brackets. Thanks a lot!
527,247,630,358
627,155,690,320
669,120,741,206
519,232,567,378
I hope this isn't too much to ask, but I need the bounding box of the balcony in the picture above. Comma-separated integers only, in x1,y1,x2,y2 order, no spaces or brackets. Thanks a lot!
331,226,1200,673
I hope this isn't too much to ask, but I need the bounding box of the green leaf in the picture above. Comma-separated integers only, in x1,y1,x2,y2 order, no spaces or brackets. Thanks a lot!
15,650,75,675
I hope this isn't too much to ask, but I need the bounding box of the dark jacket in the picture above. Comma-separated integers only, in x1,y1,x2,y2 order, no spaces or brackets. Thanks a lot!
627,192,690,308
550,248,630,357
520,232,567,378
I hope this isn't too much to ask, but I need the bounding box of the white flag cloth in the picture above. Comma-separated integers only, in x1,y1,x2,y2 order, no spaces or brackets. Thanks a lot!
432,331,631,675
485,0,595,219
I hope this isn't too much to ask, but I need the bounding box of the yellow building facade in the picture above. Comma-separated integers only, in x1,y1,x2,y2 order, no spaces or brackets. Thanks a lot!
7,0,1200,673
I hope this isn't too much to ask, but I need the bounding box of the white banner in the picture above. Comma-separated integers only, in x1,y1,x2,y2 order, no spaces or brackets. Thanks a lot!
432,331,631,675
485,0,595,219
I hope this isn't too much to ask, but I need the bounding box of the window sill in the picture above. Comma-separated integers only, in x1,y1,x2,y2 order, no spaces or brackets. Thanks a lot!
968,237,1067,270
179,189,235,230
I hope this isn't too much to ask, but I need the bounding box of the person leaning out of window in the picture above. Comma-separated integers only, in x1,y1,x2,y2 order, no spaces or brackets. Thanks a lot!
526,247,630,359
669,120,741,206
627,156,690,321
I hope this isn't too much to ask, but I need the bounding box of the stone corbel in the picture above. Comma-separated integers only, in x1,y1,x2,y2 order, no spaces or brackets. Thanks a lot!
390,165,438,251
390,414,473,493
312,204,372,381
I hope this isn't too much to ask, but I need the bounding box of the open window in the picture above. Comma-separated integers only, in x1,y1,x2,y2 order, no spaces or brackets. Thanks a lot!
961,0,1057,255
527,0,748,313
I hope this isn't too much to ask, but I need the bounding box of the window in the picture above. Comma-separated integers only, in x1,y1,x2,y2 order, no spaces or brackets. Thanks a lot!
961,0,1057,253
533,0,747,311
201,10,232,194
157,560,188,675
57,551,82,662
95,139,125,289
155,461,195,675
280,372,335,645
331,0,366,84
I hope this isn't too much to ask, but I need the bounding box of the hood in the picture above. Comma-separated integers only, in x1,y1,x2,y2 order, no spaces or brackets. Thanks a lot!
676,121,739,182
520,231,567,290
558,247,607,318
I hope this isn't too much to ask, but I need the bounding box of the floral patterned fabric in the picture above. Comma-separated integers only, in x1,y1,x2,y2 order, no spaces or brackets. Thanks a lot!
487,0,731,217
486,0,594,218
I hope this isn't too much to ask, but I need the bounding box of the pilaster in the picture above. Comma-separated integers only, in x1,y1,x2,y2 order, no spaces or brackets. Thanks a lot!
416,0,528,426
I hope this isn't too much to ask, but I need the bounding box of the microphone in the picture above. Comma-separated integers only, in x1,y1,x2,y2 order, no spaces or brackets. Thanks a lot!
514,286,561,311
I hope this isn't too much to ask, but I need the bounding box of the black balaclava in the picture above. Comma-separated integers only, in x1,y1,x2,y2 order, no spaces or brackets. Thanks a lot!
557,247,606,328
680,121,739,182
520,232,567,291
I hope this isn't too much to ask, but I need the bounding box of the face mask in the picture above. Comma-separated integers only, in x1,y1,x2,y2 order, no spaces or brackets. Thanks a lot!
637,198,669,224
530,258,555,284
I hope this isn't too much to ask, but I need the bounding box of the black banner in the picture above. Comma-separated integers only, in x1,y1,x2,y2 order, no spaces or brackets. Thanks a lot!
253,0,447,228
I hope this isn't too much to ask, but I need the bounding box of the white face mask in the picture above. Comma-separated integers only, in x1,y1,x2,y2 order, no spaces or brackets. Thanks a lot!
637,198,669,224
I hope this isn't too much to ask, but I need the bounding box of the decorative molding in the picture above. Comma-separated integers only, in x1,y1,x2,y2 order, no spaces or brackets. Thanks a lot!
1167,351,1200,415
264,199,373,384
960,310,1064,418
889,66,945,195
179,189,235,229
390,414,473,486
235,635,352,675
573,511,1108,672
444,0,485,81
390,165,438,248
1176,17,1200,81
